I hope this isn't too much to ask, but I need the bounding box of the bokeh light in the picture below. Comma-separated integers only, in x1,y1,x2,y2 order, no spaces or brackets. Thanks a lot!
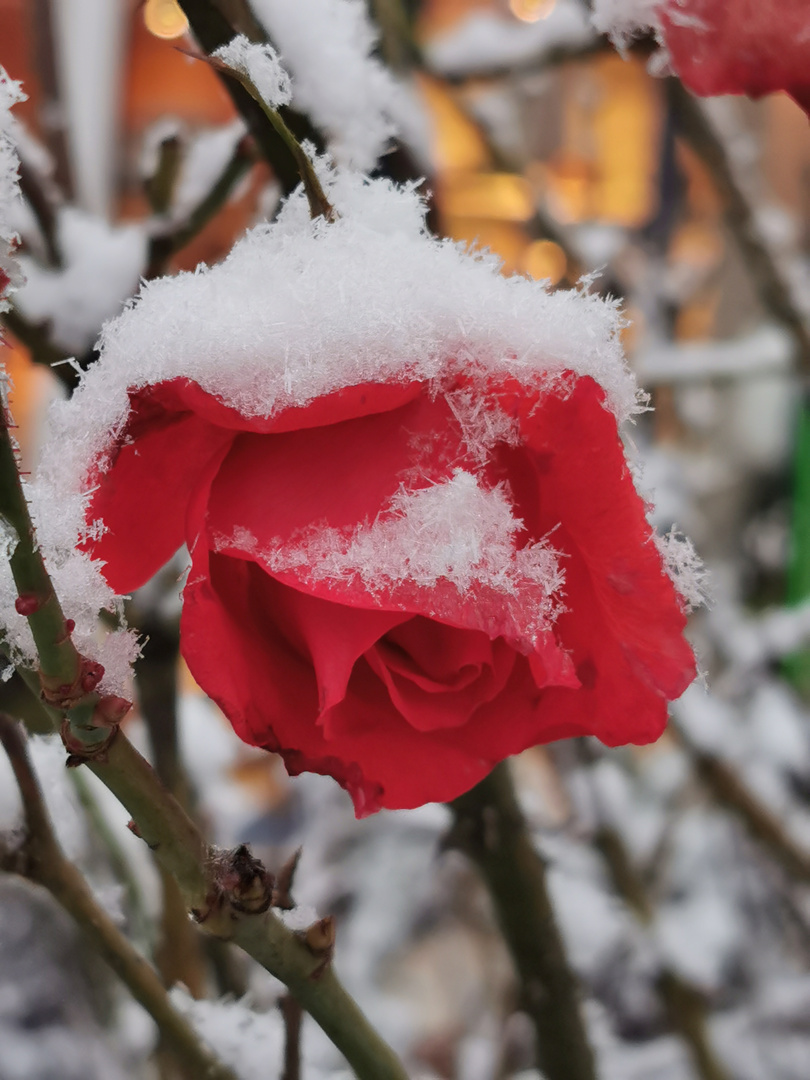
143,0,189,40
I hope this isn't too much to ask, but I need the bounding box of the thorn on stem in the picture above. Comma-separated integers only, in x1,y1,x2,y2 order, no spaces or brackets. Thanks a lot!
272,847,302,911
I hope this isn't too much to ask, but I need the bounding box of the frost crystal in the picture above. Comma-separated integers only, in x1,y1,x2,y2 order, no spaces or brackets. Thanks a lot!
251,0,401,170
213,35,292,109
654,527,709,612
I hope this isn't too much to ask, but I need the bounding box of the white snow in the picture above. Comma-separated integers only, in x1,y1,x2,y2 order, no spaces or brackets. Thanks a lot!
43,167,637,485
213,36,293,110
251,0,401,170
0,69,24,309
15,207,147,354
590,0,663,48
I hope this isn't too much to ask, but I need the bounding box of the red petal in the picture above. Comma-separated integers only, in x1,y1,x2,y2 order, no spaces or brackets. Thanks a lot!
494,376,696,744
145,377,424,433
661,0,810,113
182,549,509,813
206,391,465,547
86,391,234,594
364,618,516,732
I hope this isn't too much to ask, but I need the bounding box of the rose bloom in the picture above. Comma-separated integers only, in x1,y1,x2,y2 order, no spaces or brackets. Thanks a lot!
85,370,696,815
660,0,810,115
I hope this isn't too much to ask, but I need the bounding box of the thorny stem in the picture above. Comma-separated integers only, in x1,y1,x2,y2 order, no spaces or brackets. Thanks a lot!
85,735,409,1080
0,390,407,1079
0,714,238,1080
0,396,81,693
447,762,597,1080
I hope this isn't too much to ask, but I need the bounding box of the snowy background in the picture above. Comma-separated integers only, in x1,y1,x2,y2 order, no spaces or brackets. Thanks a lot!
2,1,810,1078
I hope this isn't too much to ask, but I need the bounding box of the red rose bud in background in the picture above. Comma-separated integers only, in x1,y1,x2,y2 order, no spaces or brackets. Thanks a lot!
43,174,699,816
661,0,810,116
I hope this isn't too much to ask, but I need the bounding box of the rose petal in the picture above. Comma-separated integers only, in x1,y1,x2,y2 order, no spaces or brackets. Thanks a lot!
87,392,234,594
661,0,810,114
364,618,516,732
206,391,466,549
494,376,695,743
153,377,425,434
182,548,509,812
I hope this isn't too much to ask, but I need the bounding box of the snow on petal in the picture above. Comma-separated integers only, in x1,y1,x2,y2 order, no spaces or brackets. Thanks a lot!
225,470,565,648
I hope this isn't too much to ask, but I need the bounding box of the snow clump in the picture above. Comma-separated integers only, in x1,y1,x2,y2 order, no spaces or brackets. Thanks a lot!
213,35,293,109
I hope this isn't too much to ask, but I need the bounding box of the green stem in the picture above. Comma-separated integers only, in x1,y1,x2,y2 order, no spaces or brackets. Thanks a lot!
86,731,409,1080
448,763,597,1080
146,140,254,279
176,0,321,195
213,63,334,221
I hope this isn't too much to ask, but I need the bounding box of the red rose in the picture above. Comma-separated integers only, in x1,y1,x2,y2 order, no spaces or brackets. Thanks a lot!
83,369,695,815
660,0,810,115
48,175,696,814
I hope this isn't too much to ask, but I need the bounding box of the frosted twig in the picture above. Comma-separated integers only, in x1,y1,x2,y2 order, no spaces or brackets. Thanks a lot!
447,762,597,1080
0,394,83,697
204,50,334,221
667,79,810,372
176,0,318,196
0,714,239,1080
575,742,733,1080
670,717,810,884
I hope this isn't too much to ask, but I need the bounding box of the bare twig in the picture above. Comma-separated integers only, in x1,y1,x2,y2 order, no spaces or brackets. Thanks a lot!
0,714,238,1080
146,137,254,278
667,79,810,371
447,763,597,1080
29,0,73,198
280,994,303,1080
670,719,810,883
17,157,62,268
576,747,733,1080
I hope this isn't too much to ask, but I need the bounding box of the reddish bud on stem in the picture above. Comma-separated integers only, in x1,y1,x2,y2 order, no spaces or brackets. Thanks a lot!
15,593,43,617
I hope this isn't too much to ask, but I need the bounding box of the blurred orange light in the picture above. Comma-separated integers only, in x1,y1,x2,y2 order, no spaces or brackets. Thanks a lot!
509,0,556,22
441,173,534,221
523,239,567,285
144,0,189,40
